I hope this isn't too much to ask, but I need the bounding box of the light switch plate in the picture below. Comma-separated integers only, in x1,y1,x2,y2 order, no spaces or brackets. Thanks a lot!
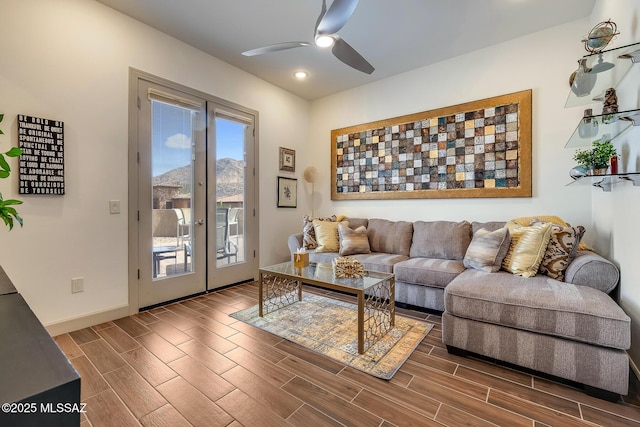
109,200,120,214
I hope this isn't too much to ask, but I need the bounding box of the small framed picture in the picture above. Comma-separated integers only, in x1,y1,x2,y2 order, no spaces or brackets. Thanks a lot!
279,147,295,172
277,177,297,208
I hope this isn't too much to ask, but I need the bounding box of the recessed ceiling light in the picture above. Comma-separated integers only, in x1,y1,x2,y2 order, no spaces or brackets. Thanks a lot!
294,71,308,80
315,35,334,48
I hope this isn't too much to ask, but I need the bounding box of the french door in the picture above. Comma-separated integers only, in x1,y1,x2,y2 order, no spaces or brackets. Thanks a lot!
131,72,257,309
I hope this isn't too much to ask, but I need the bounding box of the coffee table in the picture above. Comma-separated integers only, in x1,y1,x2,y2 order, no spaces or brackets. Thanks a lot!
258,261,395,354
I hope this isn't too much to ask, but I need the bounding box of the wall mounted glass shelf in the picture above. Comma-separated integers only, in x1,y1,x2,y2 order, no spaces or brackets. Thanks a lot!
566,172,640,191
565,42,640,108
565,108,640,148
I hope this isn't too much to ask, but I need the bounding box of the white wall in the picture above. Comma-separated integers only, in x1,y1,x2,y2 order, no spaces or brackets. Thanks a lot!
590,0,640,372
308,20,592,227
0,0,309,326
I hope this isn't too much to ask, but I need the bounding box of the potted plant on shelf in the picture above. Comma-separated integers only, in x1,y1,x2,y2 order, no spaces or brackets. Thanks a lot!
573,139,617,175
0,114,23,230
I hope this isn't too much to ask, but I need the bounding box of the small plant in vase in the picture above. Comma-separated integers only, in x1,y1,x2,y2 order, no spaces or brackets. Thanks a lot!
573,139,617,175
0,114,23,230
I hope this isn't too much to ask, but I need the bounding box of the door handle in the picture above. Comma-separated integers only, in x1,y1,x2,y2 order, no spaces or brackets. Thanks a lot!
196,219,205,225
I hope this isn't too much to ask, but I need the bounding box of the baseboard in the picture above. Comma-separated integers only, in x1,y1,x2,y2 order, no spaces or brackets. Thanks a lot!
44,304,130,337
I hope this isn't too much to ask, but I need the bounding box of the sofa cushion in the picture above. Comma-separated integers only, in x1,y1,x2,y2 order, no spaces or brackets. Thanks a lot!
394,258,465,289
338,223,371,256
367,219,413,256
534,222,585,281
502,222,552,277
313,219,348,253
445,269,631,350
351,253,409,273
302,215,336,249
463,227,511,273
308,251,340,265
410,221,472,260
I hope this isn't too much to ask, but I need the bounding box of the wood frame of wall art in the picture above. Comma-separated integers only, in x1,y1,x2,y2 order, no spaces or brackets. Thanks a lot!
331,89,532,200
279,146,296,172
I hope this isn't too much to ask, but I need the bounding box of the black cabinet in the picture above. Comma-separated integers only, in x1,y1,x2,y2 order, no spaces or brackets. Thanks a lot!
0,267,81,426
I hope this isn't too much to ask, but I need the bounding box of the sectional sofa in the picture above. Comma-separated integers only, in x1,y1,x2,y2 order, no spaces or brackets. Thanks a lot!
287,217,630,399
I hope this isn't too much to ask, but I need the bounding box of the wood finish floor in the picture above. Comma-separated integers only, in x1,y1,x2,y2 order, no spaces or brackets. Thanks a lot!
54,282,640,427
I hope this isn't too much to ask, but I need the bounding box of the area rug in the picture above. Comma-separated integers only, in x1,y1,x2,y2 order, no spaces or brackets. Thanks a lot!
229,293,433,379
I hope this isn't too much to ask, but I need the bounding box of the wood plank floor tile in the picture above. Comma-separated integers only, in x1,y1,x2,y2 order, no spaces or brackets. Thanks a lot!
183,325,237,354
69,327,101,345
430,346,533,386
282,376,382,427
388,369,413,388
580,404,640,427
287,403,345,427
338,366,440,419
407,375,533,427
456,365,581,418
488,389,599,427
435,404,497,427
69,355,110,401
275,339,345,374
277,356,361,402
352,388,442,427
216,388,292,427
91,321,115,331
177,339,236,375
195,305,237,325
221,364,303,419
168,355,235,401
228,318,284,345
224,346,295,387
188,313,238,338
121,346,178,387
198,298,237,314
408,349,458,375
164,302,202,319
113,316,151,338
54,333,84,359
139,403,191,427
97,325,140,353
132,311,159,325
146,320,192,345
136,332,185,364
178,298,208,311
401,360,488,401
226,330,288,363
156,377,233,427
84,389,139,427
152,310,199,331
79,339,127,374
103,365,167,419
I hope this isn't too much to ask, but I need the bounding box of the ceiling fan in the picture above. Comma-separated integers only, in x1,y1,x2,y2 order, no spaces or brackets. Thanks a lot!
241,0,374,74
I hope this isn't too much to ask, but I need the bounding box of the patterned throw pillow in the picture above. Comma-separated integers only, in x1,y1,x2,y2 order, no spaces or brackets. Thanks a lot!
338,223,371,256
313,219,349,253
502,222,553,277
532,220,585,281
463,227,511,273
302,215,336,249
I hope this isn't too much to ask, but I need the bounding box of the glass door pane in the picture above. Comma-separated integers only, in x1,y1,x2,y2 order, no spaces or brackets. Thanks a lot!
151,101,195,279
215,117,246,267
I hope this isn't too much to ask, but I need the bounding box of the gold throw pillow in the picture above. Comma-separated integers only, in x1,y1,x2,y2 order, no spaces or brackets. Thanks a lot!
502,222,553,277
313,219,348,253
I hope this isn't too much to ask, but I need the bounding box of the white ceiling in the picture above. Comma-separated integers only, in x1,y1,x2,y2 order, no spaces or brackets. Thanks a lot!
96,0,595,100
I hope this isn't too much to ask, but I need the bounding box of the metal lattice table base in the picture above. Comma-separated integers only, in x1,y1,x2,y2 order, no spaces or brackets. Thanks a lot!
259,273,301,317
362,279,395,353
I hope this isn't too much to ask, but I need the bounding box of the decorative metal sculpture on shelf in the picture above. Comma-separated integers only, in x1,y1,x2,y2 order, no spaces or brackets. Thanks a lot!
582,19,619,53
601,88,619,115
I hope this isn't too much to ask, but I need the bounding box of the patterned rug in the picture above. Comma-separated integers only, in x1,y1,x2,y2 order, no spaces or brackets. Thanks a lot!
230,293,433,379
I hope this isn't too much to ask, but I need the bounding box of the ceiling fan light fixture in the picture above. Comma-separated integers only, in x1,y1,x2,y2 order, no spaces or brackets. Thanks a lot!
294,71,309,79
315,34,335,48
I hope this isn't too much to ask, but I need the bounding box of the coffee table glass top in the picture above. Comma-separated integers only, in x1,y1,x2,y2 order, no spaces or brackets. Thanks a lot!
260,261,393,292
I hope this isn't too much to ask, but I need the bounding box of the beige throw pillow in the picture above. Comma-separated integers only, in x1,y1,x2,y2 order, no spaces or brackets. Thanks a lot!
463,227,511,273
338,223,371,256
313,219,348,253
502,222,553,277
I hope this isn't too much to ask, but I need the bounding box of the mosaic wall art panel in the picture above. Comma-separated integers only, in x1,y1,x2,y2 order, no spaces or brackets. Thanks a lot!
331,90,531,200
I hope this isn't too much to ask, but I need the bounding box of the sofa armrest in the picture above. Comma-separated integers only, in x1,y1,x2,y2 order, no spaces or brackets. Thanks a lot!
288,233,304,254
565,251,619,294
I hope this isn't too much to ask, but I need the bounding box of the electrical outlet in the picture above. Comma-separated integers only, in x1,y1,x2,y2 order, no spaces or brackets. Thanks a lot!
71,277,84,293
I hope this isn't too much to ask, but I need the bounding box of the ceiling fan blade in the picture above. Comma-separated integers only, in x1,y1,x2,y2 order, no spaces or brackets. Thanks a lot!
314,0,328,36
332,37,374,74
316,0,359,35
242,42,311,57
